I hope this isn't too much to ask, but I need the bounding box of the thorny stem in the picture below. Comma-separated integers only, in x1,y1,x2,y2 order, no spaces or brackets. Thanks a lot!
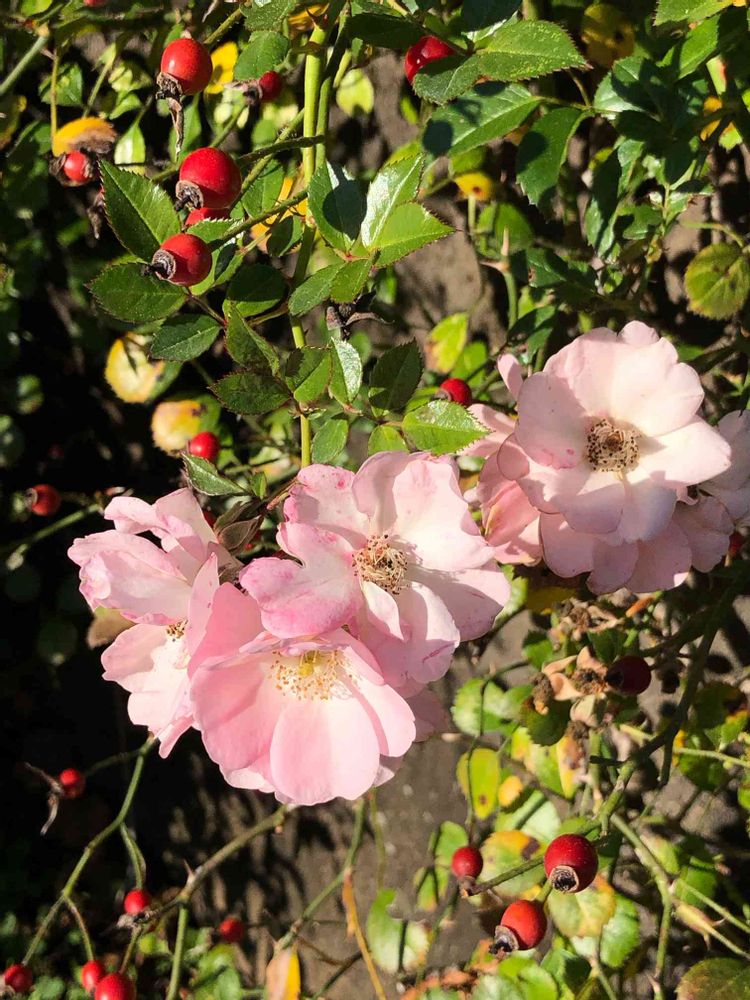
203,6,244,46
24,738,156,963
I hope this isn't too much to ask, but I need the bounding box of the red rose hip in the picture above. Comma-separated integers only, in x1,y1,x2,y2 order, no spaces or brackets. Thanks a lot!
188,431,221,463
27,484,61,516
123,887,152,915
81,960,106,993
258,70,284,102
186,207,230,226
159,37,213,96
176,147,242,210
404,36,454,85
148,234,211,286
94,973,135,1000
493,899,547,953
61,150,95,185
59,768,86,799
605,656,651,695
544,834,598,893
439,377,472,407
451,845,483,880
219,917,245,944
4,965,33,994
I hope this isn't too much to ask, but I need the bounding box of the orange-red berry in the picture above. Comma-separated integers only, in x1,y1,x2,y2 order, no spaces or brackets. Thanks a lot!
258,70,284,102
160,38,213,95
605,655,651,695
439,377,472,407
61,150,95,185
219,917,245,944
544,834,598,893
451,845,483,879
186,207,230,226
123,888,152,915
177,148,242,210
494,899,547,952
404,36,454,85
28,484,61,516
188,431,221,463
81,960,106,993
94,973,135,1000
149,234,212,286
59,768,86,799
4,965,33,994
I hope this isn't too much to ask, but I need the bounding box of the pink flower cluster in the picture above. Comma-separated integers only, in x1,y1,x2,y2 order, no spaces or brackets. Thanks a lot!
69,454,508,804
471,322,746,594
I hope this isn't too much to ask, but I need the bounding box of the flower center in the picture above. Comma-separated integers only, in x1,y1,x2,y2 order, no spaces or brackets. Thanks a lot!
272,649,347,700
586,418,639,472
352,534,407,595
166,620,186,638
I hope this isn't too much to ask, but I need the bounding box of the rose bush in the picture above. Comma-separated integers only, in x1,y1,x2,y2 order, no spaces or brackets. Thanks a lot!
3,0,750,998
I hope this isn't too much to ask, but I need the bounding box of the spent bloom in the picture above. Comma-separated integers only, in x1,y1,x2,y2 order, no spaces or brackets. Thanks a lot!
241,452,509,688
68,489,237,755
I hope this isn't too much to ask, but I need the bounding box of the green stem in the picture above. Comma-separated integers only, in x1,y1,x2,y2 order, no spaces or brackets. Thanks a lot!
239,133,324,163
3,503,100,561
166,905,190,1000
64,898,94,962
0,31,48,99
220,191,308,243
204,6,244,46
309,954,361,1000
240,109,304,193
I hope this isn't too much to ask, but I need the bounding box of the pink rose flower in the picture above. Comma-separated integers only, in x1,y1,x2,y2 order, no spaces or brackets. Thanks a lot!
240,453,509,687
498,323,731,543
472,450,541,565
702,410,750,526
68,489,237,755
189,582,416,805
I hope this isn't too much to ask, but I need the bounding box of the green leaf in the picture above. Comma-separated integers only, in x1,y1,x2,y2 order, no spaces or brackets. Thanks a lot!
100,161,180,261
412,55,482,105
366,889,429,974
234,31,290,80
423,82,541,158
90,263,186,323
541,950,590,1000
311,415,349,463
308,161,366,252
330,339,363,404
288,263,343,316
210,371,290,415
183,454,246,496
479,22,586,82
372,203,452,266
151,315,220,361
655,0,732,25
520,700,570,747
599,894,640,969
347,6,424,50
475,958,558,1000
517,107,588,214
462,0,522,31
677,958,750,1000
369,340,423,411
241,159,284,218
361,153,425,249
425,313,469,374
368,425,409,454
402,400,486,455
243,0,295,29
224,304,280,373
668,8,746,79
226,264,287,317
685,243,750,319
285,347,331,404
548,881,615,939
330,258,371,303
457,748,500,819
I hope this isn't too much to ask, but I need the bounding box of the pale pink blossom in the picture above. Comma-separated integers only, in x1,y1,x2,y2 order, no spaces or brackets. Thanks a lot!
673,497,733,573
189,582,416,805
472,450,541,565
702,410,750,526
240,454,509,688
497,323,731,543
68,489,237,755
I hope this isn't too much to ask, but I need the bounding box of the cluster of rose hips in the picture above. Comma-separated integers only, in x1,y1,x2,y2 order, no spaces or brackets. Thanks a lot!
4,875,248,995
451,833,598,954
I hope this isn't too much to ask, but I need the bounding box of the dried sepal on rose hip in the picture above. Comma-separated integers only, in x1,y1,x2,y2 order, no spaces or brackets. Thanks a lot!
491,899,547,954
175,147,242,212
157,37,213,154
544,834,598,893
144,234,212,286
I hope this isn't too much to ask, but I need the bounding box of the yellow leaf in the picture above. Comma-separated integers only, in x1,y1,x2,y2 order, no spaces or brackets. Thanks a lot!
207,41,238,95
454,171,496,201
151,399,203,452
581,3,635,68
336,68,375,117
52,116,116,157
266,947,301,1000
105,334,165,403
